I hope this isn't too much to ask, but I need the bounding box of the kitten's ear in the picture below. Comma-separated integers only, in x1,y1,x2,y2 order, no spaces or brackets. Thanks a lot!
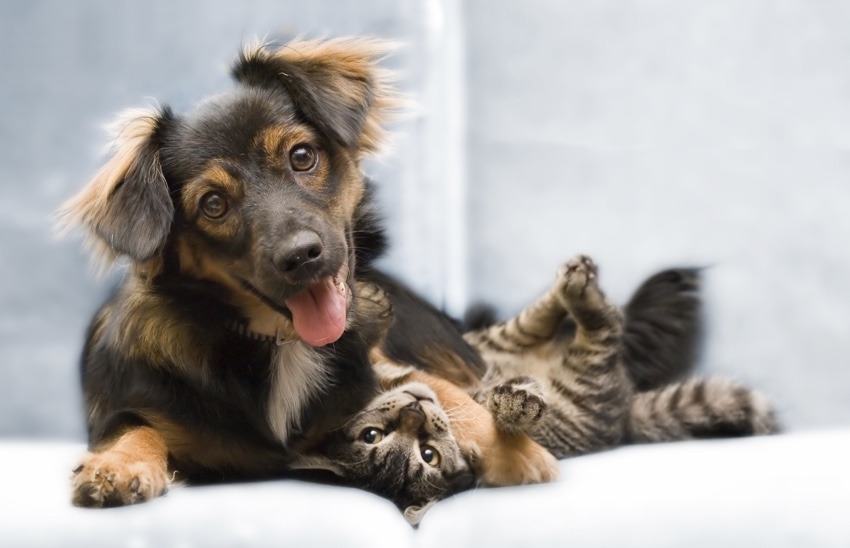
288,454,345,477
57,106,175,267
232,38,403,156
403,499,438,527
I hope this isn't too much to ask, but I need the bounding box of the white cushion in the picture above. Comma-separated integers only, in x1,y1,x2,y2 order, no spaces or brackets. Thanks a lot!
420,429,850,547
2,430,848,547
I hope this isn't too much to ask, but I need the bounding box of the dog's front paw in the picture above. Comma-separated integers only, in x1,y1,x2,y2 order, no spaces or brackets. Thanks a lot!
487,376,547,433
71,451,169,508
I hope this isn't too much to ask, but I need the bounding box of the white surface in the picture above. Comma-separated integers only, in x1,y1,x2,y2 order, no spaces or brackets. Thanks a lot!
0,441,413,548
2,431,849,547
421,429,850,547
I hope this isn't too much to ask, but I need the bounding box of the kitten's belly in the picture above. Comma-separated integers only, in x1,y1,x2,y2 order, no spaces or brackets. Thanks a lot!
483,342,562,382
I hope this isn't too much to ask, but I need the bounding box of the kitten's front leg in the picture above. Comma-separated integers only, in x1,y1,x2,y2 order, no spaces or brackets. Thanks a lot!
464,274,571,351
351,280,395,351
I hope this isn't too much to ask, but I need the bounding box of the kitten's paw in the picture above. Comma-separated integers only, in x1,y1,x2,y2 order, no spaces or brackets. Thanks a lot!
352,281,395,347
355,281,393,321
487,377,547,433
71,451,169,508
555,255,621,327
556,255,600,300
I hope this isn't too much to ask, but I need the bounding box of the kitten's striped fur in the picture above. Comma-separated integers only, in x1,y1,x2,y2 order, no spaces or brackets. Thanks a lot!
297,256,775,523
465,255,776,458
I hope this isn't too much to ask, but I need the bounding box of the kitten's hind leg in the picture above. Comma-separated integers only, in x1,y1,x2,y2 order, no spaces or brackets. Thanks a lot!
486,376,548,434
533,256,631,458
555,255,623,345
464,271,571,351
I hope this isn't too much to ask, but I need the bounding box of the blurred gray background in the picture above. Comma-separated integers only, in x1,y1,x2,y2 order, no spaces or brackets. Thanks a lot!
1,0,848,440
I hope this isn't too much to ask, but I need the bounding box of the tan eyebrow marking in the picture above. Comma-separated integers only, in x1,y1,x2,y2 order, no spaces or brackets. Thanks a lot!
181,164,243,218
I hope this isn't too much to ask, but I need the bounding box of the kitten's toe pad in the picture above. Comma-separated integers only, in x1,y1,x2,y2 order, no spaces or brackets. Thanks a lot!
355,281,393,320
488,379,548,432
555,255,614,315
556,255,599,296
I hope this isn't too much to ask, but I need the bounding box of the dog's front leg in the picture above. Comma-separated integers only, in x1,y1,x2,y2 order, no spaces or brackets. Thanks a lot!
71,426,170,508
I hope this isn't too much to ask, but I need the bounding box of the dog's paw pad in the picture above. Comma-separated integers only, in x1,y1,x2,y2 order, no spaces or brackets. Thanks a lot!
71,452,168,508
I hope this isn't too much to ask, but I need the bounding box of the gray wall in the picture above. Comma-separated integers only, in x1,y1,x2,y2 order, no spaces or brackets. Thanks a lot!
2,0,848,438
464,1,850,430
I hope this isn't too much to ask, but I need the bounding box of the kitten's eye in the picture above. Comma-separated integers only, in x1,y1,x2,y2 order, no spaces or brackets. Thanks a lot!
420,445,441,467
200,192,229,220
289,144,318,172
361,428,384,444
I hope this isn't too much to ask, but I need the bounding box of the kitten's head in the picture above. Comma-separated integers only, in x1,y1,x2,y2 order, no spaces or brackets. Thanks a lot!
294,381,476,525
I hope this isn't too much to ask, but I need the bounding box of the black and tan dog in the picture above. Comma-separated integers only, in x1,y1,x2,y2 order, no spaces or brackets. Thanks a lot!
59,38,410,506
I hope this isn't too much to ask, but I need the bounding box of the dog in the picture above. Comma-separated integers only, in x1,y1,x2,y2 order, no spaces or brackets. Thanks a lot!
58,38,417,506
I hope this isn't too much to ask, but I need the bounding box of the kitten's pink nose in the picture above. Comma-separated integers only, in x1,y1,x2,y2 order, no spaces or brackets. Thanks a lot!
399,403,425,433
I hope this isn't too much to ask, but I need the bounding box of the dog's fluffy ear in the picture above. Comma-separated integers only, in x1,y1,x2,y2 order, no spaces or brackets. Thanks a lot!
57,107,174,266
232,38,403,156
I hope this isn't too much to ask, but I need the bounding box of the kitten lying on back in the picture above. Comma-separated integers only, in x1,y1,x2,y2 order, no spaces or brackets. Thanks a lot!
295,256,775,524
465,255,775,458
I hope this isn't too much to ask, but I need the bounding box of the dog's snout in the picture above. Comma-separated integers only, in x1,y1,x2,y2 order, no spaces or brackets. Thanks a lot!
274,230,324,274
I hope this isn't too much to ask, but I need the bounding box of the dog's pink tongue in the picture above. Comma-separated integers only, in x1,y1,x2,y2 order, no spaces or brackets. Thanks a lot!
284,278,347,346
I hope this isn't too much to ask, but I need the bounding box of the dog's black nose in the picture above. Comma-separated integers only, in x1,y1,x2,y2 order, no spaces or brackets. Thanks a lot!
274,230,324,274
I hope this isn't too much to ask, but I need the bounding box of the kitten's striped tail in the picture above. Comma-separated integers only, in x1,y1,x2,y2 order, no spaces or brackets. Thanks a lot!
628,377,777,443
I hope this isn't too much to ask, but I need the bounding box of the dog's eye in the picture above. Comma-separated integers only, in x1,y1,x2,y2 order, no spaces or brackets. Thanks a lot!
420,445,441,467
200,192,229,219
361,428,384,444
289,144,318,172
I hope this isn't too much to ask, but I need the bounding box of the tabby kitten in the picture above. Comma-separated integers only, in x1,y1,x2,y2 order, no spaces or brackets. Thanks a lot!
465,254,776,458
296,256,776,523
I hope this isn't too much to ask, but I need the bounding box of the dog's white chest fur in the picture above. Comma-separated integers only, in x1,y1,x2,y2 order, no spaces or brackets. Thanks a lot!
266,341,329,444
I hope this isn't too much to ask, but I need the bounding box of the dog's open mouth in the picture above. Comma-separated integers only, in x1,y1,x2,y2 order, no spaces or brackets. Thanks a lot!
284,268,350,347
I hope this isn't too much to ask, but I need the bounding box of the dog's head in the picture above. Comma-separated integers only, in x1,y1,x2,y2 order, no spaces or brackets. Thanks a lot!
59,38,401,346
